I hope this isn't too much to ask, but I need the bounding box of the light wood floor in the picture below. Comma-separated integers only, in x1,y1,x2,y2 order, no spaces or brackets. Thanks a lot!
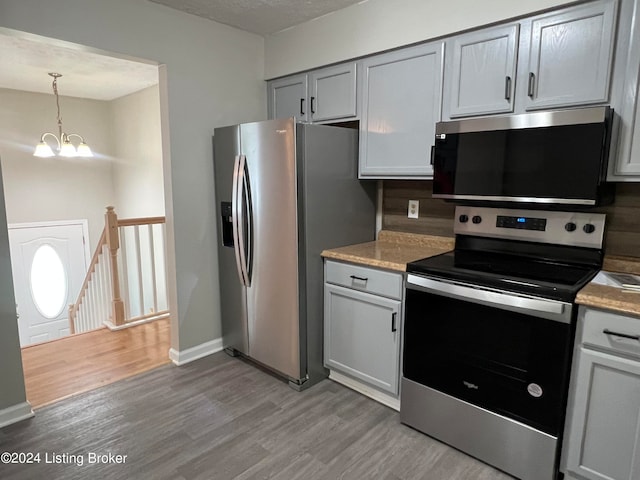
1,351,513,480
20,318,171,408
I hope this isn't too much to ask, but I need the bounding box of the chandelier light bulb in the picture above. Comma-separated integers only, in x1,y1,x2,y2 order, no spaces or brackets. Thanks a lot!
33,141,55,158
76,142,94,157
59,140,77,157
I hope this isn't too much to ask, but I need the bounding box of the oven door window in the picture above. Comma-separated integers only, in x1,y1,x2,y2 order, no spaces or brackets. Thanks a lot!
403,288,573,435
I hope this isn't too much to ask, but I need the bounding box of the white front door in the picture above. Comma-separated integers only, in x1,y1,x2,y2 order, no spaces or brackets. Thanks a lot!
8,221,89,347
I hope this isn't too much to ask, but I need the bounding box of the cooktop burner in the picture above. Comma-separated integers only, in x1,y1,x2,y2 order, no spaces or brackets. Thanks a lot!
407,249,599,302
407,206,606,302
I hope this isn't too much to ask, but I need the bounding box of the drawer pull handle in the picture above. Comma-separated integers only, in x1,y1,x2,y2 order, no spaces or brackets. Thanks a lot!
350,275,368,282
391,312,397,332
603,329,640,341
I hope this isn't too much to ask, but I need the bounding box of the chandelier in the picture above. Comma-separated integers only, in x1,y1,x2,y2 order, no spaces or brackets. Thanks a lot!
33,73,93,158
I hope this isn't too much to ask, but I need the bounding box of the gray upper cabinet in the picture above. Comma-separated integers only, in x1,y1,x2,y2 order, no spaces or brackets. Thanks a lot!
521,0,617,111
445,24,519,118
359,42,444,179
308,63,357,122
608,0,640,178
267,74,308,123
267,62,357,124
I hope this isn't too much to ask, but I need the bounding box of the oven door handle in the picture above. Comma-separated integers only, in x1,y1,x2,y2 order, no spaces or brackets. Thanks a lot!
406,274,570,321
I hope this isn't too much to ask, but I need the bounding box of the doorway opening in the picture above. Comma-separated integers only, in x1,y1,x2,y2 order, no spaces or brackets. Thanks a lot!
0,30,174,408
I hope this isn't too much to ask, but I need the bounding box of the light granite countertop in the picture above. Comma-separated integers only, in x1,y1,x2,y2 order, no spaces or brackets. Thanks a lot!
321,230,454,272
577,255,640,317
323,232,640,317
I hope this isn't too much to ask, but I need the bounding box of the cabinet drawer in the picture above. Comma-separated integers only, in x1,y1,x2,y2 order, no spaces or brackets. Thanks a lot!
582,309,640,359
325,260,403,300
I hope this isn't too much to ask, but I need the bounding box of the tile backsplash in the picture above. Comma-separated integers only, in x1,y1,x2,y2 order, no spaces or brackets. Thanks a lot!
382,181,640,258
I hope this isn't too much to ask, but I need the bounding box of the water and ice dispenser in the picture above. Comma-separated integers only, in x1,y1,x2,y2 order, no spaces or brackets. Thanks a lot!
220,201,234,247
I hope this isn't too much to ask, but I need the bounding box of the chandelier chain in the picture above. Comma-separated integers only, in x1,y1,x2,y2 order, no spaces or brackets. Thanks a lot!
52,75,63,138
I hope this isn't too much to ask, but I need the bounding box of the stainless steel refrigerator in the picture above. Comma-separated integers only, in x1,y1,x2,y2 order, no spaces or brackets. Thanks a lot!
213,118,375,390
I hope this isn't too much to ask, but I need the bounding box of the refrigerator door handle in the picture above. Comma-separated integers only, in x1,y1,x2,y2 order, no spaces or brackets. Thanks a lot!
236,154,252,286
231,155,247,286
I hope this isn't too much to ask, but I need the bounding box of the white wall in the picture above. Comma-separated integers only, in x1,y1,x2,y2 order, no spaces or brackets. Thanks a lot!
0,88,114,252
111,85,165,219
0,0,266,374
264,0,576,78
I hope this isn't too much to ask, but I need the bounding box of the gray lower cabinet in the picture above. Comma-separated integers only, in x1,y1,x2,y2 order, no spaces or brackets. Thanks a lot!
267,62,357,124
358,42,444,179
324,260,403,395
562,308,640,480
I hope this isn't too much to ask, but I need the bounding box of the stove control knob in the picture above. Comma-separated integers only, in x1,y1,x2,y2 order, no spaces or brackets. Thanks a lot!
459,214,469,223
472,215,482,224
583,223,596,234
564,222,577,232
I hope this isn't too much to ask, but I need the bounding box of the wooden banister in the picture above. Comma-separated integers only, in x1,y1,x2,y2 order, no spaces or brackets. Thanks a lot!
117,216,165,227
68,206,168,334
106,206,125,327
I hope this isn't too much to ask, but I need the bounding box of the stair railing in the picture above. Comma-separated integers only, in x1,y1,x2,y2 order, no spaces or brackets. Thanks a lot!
68,206,168,333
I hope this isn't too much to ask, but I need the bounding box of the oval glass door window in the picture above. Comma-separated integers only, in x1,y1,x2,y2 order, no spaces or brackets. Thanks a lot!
30,244,67,318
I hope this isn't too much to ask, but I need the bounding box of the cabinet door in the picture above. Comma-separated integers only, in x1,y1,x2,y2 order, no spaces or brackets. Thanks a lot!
564,348,640,480
610,0,640,176
324,283,401,394
359,42,444,178
308,62,357,123
267,74,308,122
523,0,617,111
447,24,519,118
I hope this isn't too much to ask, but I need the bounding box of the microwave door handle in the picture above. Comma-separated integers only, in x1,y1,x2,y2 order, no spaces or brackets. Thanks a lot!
406,274,567,318
231,155,246,286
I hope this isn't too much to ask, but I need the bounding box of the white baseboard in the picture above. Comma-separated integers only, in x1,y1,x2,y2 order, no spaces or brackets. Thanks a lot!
0,401,34,429
104,312,170,331
329,370,400,411
169,338,223,366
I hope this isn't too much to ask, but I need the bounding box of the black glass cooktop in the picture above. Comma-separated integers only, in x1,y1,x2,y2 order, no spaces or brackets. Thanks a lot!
407,241,601,303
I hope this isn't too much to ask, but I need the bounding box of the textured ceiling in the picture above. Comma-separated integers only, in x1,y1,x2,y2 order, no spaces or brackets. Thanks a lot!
148,0,364,35
0,34,159,101
0,1,363,100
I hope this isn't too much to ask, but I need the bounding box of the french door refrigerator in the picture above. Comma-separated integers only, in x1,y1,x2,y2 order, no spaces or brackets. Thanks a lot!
213,118,375,390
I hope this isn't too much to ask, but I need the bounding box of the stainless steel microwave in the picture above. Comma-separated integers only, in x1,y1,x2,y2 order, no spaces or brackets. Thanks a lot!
432,107,614,206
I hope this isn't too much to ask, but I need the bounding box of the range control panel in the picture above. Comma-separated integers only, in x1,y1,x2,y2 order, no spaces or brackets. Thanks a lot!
454,206,606,249
496,215,547,231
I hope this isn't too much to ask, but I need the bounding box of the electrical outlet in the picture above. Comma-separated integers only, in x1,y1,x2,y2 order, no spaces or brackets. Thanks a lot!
408,200,419,219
